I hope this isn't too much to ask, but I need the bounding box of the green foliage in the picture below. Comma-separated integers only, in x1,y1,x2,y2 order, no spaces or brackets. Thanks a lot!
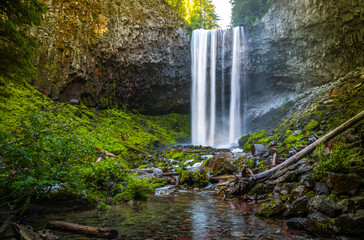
312,143,355,181
0,113,97,207
166,0,219,30
98,202,110,211
179,170,209,188
0,0,46,80
230,0,273,28
114,177,156,202
0,79,190,209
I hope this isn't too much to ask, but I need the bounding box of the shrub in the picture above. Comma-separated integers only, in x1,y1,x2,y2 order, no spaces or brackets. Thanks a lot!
114,176,155,202
312,142,355,181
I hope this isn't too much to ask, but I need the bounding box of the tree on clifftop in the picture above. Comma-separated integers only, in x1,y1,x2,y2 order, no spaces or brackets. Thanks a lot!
230,0,273,27
166,0,219,30
0,0,46,82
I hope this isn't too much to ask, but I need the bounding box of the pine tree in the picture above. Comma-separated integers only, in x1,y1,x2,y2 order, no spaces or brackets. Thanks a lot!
0,0,46,82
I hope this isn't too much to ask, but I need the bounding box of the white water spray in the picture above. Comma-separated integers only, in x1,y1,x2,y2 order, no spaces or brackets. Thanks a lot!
191,27,248,148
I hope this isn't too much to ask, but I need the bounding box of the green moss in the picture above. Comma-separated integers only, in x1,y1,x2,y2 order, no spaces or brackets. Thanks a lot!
304,121,319,131
212,157,237,176
179,170,209,188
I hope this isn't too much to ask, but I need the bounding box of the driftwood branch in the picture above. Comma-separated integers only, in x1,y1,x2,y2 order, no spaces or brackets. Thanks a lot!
0,215,15,237
13,223,41,240
47,221,118,239
96,148,117,158
254,109,364,181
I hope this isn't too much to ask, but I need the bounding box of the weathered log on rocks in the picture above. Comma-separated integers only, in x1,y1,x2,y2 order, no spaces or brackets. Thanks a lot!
13,223,42,240
47,221,118,239
222,109,364,196
254,109,364,181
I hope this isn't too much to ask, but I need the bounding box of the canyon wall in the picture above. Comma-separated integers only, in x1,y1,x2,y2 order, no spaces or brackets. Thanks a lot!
245,0,364,131
33,0,191,114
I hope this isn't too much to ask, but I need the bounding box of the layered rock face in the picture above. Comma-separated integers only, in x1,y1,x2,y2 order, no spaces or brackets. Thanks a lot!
33,0,190,114
245,0,364,131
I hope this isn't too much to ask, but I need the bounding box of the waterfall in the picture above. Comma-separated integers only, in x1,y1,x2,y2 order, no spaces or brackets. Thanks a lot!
191,27,248,148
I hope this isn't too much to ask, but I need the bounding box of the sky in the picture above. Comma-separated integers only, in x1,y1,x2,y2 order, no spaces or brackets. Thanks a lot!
211,0,232,29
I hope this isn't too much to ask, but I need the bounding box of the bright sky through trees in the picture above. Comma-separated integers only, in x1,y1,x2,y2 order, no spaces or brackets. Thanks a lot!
211,0,232,29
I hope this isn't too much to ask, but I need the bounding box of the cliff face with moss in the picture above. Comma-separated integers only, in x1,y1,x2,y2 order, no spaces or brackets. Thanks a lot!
244,0,364,131
33,0,190,114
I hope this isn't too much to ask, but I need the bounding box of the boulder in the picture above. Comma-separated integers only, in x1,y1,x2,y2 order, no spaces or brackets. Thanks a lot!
315,182,330,195
212,154,237,176
256,199,287,217
299,174,315,189
251,144,270,158
289,185,306,201
335,209,364,235
339,199,356,214
284,196,310,217
152,168,163,178
286,217,308,230
306,212,338,237
248,181,276,195
308,195,342,218
327,173,362,195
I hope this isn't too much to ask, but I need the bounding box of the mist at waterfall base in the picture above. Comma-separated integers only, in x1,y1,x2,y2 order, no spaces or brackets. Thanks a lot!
191,27,249,148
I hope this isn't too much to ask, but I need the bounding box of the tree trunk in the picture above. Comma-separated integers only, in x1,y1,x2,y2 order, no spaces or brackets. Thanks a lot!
47,221,118,239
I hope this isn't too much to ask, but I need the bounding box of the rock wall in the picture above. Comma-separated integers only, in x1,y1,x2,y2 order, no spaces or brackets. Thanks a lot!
244,0,364,131
33,0,191,114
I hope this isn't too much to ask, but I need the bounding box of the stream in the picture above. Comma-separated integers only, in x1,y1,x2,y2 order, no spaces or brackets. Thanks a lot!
27,190,316,240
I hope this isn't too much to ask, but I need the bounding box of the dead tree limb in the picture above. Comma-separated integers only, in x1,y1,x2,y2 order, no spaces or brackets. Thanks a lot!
0,215,15,237
96,148,117,158
272,152,277,166
47,221,118,239
13,223,42,240
254,109,364,181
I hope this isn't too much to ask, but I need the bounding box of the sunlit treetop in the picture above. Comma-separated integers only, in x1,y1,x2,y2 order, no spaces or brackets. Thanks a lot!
166,0,219,30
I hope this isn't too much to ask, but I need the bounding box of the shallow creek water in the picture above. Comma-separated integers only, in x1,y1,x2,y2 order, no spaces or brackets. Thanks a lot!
28,190,315,240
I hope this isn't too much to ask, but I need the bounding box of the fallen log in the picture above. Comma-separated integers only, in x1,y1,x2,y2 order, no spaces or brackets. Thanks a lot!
96,148,117,158
254,109,364,181
162,172,180,176
0,215,15,237
222,109,364,196
47,221,118,239
210,175,236,180
13,223,42,240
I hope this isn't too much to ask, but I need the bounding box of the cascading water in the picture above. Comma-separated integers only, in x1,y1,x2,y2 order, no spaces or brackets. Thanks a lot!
191,27,248,148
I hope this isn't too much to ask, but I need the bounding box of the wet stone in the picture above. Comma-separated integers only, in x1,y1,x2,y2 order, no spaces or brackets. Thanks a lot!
306,212,339,237
286,217,308,230
308,195,342,218
327,173,362,195
315,182,330,195
284,196,310,217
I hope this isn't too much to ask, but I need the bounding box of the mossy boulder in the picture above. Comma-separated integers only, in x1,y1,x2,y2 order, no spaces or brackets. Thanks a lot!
256,199,287,217
248,181,276,195
179,170,209,188
335,209,364,235
306,212,338,237
212,155,237,176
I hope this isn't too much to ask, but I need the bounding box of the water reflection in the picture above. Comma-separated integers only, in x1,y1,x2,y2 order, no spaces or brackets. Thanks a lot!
28,191,314,239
